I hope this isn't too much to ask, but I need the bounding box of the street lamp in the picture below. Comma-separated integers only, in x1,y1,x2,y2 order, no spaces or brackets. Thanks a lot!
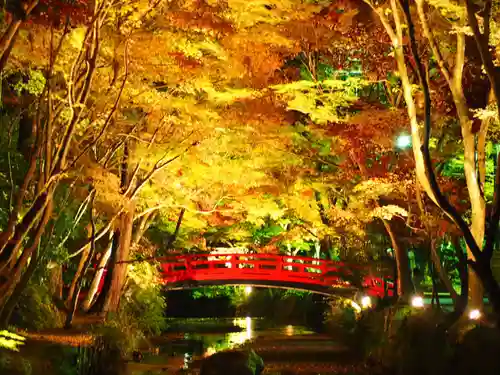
244,286,253,296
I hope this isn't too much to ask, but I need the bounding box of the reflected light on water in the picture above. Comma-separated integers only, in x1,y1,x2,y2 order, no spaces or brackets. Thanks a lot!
202,318,255,357
229,316,253,345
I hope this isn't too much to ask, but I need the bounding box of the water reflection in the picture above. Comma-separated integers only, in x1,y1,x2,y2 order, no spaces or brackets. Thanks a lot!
131,318,314,374
203,316,253,356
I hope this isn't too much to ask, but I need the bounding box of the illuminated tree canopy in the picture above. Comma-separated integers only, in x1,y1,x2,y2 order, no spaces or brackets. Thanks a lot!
1,0,500,323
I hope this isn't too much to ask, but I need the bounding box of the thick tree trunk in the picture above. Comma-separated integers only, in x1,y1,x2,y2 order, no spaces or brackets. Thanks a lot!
0,245,39,328
102,208,134,314
382,219,413,300
82,232,114,312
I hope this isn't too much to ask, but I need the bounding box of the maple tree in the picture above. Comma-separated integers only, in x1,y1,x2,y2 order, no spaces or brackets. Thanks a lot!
0,0,499,329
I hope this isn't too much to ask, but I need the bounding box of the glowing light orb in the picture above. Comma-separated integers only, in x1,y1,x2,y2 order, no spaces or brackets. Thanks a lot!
411,296,424,308
469,309,481,320
244,286,253,296
396,134,412,149
361,296,372,309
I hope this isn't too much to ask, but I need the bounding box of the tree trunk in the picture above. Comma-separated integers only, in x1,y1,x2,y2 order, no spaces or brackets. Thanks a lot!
0,198,52,308
165,208,185,249
382,219,413,300
102,208,134,314
89,232,118,314
66,242,90,306
82,231,114,312
49,265,63,300
65,199,96,329
472,260,500,319
0,0,39,72
429,240,459,305
0,244,40,328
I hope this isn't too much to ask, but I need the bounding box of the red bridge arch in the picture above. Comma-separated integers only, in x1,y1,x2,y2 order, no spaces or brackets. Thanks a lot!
157,253,394,298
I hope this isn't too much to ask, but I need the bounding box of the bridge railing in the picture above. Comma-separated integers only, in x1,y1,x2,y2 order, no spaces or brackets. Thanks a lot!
156,253,389,293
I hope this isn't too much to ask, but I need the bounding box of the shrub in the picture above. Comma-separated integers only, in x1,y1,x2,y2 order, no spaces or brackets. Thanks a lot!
0,351,32,375
450,326,500,375
10,283,63,330
332,305,500,375
387,310,450,375
96,262,167,354
121,262,167,336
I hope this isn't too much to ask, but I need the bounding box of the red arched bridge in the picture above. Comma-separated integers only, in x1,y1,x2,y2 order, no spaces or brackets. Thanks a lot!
156,253,394,298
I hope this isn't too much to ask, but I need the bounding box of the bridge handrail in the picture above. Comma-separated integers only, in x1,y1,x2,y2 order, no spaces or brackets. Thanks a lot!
156,253,394,296
157,253,359,269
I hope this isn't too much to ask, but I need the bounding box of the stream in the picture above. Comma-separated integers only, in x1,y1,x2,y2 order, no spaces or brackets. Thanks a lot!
127,317,361,375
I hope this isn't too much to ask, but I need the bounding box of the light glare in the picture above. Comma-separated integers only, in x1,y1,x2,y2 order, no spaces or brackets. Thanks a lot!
244,286,253,296
469,309,481,320
396,134,412,149
361,295,372,309
411,296,424,308
350,300,361,313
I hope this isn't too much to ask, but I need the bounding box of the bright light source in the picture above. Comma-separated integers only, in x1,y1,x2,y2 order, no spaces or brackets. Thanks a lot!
244,286,253,296
361,296,372,309
411,295,424,308
396,134,412,149
469,309,481,320
285,325,294,336
350,300,361,313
